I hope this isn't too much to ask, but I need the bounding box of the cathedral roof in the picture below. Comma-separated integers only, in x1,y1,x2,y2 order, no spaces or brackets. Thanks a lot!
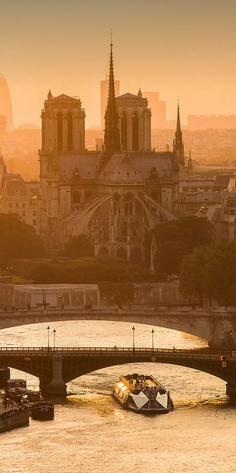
99,152,175,183
57,151,176,184
59,153,100,180
53,94,79,102
99,153,143,182
116,93,139,100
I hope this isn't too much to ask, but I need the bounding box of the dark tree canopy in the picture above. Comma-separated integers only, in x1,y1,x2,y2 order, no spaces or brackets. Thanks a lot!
180,242,236,306
150,216,213,274
0,214,44,266
63,234,94,257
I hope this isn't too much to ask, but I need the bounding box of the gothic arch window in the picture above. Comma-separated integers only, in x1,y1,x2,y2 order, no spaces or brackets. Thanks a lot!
130,246,142,264
68,112,73,151
150,191,159,202
124,193,133,216
132,112,139,151
98,246,109,256
116,247,127,259
57,113,63,151
72,191,81,204
85,191,93,201
121,112,127,151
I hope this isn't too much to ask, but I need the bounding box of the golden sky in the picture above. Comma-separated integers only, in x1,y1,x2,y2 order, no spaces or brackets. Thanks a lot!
1,0,236,127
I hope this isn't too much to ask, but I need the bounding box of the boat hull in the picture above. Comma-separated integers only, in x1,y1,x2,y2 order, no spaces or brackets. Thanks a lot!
31,404,54,421
113,391,172,414
0,409,29,433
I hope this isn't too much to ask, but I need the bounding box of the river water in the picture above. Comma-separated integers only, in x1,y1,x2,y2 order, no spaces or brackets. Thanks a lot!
0,320,236,473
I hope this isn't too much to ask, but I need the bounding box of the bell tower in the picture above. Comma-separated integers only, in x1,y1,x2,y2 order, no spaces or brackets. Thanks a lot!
41,91,85,154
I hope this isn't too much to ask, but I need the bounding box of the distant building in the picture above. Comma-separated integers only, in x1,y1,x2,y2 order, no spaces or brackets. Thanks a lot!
187,115,236,130
0,75,13,130
143,91,166,129
0,116,7,133
100,76,120,128
0,154,40,231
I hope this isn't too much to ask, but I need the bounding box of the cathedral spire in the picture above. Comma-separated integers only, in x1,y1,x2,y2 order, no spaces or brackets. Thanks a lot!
176,103,181,136
104,41,120,157
173,103,185,165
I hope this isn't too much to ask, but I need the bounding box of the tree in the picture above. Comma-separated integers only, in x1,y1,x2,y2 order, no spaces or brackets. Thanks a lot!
63,234,94,257
156,241,187,274
180,242,236,306
0,214,44,267
149,216,213,274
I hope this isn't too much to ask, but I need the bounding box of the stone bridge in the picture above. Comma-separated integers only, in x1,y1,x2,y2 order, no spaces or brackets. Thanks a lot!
0,307,236,348
0,346,236,400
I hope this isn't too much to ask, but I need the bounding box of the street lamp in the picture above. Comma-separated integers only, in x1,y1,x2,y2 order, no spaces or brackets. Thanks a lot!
132,326,135,351
53,329,56,350
43,289,46,310
228,329,233,346
47,326,50,350
151,329,155,351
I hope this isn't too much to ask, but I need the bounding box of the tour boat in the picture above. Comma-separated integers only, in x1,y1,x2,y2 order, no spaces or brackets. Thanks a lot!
113,373,173,414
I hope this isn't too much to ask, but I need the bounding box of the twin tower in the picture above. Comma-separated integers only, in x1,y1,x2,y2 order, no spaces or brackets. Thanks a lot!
41,45,151,155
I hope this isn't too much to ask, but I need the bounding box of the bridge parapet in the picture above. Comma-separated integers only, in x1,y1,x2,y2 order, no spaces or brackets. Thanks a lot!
0,307,236,347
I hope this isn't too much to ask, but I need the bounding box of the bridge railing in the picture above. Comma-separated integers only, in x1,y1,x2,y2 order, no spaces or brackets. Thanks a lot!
0,346,229,358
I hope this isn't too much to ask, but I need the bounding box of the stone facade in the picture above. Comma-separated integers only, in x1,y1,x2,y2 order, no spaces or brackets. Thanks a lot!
38,46,185,260
0,155,40,231
116,91,151,152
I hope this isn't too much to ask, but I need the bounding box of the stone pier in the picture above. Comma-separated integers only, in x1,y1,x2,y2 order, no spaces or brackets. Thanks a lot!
40,355,67,397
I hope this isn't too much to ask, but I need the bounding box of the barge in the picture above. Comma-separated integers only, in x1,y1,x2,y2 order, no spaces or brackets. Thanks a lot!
113,373,173,414
6,381,54,421
0,397,29,433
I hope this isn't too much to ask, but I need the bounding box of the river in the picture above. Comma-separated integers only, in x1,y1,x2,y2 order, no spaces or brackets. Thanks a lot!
0,320,235,473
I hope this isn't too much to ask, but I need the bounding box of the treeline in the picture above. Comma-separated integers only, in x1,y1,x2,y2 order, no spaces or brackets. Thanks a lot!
13,257,159,284
0,214,44,268
149,216,214,274
180,242,236,306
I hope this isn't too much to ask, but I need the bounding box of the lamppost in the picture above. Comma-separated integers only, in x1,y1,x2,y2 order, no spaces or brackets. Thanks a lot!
151,329,155,351
43,289,46,310
132,326,135,351
53,329,56,350
228,329,233,346
47,326,50,351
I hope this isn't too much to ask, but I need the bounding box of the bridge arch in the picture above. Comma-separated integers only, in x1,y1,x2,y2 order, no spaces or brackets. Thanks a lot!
0,310,214,345
2,354,230,400
62,354,230,385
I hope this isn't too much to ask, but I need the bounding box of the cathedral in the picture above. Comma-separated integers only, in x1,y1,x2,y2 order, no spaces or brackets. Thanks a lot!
39,44,185,263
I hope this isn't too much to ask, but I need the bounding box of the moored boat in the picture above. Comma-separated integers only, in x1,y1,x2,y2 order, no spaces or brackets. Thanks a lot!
31,401,54,421
0,396,29,433
5,380,55,421
113,373,173,414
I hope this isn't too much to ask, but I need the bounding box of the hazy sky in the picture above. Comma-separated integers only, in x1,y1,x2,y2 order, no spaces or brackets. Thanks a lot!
1,0,236,127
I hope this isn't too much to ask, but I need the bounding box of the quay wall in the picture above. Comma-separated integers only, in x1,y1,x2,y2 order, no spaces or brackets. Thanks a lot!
0,281,186,310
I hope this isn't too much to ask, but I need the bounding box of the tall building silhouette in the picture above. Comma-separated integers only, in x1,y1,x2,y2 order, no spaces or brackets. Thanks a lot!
143,91,166,129
0,74,13,130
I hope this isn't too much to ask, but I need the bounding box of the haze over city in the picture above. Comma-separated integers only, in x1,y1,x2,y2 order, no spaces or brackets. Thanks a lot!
1,0,236,127
1,2,236,472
